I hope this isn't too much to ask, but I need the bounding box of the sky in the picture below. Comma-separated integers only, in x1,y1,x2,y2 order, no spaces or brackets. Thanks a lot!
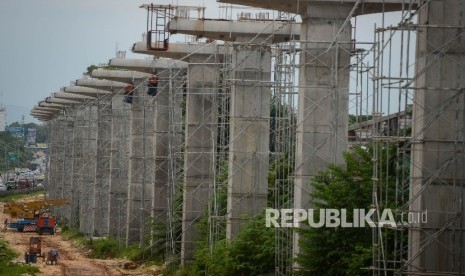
0,0,408,124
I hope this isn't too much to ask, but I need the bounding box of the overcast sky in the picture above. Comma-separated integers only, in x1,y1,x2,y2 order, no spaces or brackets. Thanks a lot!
0,0,405,124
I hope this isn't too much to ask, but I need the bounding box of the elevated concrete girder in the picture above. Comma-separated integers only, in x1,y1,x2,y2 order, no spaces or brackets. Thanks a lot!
168,18,299,43
216,0,408,14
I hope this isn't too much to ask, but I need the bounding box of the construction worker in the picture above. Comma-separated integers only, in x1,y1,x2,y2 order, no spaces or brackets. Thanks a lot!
147,74,158,96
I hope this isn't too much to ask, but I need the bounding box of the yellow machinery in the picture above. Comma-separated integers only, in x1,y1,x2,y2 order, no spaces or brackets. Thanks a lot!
3,199,70,219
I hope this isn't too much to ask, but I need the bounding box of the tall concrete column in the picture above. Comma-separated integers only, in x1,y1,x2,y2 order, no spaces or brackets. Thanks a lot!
227,40,271,238
126,78,156,245
70,107,86,229
60,112,75,224
293,5,351,255
109,94,131,240
181,54,219,263
81,103,98,235
94,96,113,236
47,119,62,201
409,0,465,273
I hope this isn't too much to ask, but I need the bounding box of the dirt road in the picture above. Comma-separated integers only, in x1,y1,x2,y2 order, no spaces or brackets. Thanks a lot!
0,195,159,276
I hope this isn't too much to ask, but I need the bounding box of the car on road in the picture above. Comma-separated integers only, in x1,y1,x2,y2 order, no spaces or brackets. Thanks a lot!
0,183,7,192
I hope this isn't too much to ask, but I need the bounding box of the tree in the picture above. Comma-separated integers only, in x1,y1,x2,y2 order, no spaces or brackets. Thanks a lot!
0,131,33,171
296,145,399,276
192,215,275,275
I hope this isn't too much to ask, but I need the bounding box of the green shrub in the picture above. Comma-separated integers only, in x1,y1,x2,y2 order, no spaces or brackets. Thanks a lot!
89,237,119,258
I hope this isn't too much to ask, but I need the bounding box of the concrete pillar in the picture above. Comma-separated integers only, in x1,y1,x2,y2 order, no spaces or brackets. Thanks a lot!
126,78,157,245
71,107,86,229
94,96,113,236
80,103,98,235
226,40,271,239
109,93,131,240
409,0,465,273
181,54,219,263
60,112,75,225
292,5,351,256
47,119,62,201
141,65,185,257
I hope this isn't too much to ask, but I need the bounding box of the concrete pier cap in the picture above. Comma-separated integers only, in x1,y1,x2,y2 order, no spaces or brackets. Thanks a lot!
75,78,129,92
38,101,66,110
31,108,55,115
32,106,58,115
45,96,82,105
132,41,225,60
91,68,151,83
108,57,188,73
63,86,113,97
216,0,409,15
53,92,97,101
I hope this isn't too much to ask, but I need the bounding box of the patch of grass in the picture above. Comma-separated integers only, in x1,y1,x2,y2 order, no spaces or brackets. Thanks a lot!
60,226,166,267
0,238,40,275
88,237,119,259
0,190,45,202
61,225,87,246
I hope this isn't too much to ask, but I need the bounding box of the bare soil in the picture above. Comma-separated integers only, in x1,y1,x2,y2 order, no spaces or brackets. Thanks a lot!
0,195,163,276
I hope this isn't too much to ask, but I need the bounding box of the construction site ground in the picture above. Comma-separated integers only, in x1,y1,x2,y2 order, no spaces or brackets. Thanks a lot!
0,194,163,276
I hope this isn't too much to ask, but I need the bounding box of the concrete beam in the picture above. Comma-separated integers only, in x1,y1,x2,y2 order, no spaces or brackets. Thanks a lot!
132,41,225,60
91,68,151,83
32,106,58,114
216,0,409,14
53,92,96,101
75,78,129,92
39,101,66,110
64,86,113,97
168,18,299,43
108,57,188,73
45,96,82,105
